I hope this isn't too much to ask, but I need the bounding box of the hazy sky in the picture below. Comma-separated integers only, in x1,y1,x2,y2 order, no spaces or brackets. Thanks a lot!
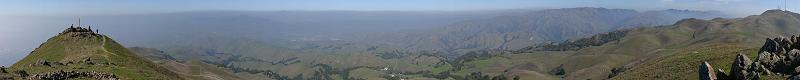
0,0,792,16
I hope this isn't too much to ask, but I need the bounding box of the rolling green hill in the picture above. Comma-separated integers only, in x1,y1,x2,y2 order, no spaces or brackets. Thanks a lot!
6,27,183,79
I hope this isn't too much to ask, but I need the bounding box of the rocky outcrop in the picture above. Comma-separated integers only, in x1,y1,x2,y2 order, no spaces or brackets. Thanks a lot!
757,36,800,74
699,62,717,80
699,54,762,80
698,35,800,80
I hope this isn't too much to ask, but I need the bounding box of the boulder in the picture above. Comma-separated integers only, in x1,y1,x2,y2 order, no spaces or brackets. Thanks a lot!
732,53,758,80
759,38,780,54
699,62,717,80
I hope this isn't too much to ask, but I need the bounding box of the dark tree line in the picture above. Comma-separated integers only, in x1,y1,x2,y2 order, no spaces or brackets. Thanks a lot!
516,29,630,52
549,64,566,76
458,72,519,80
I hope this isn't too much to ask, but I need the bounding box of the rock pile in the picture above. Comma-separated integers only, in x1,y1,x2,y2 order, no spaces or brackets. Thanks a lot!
757,36,800,74
701,35,800,80
28,70,117,80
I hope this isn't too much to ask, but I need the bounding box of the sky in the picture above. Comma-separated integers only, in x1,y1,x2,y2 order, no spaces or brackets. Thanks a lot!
0,0,793,16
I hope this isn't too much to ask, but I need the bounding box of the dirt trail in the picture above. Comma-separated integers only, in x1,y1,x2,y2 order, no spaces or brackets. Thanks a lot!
97,36,119,61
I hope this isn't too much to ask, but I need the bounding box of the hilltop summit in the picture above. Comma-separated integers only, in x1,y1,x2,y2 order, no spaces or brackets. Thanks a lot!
4,26,183,79
761,9,797,15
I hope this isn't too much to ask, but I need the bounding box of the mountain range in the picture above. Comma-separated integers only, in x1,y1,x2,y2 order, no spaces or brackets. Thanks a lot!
388,7,729,56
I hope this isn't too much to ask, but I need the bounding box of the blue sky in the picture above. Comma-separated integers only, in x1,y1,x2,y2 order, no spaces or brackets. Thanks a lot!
0,0,792,16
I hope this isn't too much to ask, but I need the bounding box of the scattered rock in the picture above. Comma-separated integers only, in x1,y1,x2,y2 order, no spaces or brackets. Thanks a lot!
28,70,118,80
14,70,29,77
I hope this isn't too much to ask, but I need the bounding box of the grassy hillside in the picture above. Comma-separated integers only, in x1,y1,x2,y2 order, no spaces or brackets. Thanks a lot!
449,10,800,80
612,10,800,79
8,27,182,79
612,44,757,79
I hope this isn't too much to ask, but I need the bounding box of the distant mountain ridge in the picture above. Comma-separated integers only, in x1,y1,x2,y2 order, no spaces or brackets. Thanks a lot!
393,7,729,56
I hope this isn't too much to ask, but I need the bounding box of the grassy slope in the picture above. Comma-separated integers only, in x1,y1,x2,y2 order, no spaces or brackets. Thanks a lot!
612,44,757,79
9,32,182,80
612,10,800,79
